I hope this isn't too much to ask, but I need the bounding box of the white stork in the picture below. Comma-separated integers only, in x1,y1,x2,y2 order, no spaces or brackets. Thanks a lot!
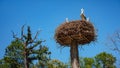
65,18,69,23
80,8,86,21
81,8,84,14
87,17,90,22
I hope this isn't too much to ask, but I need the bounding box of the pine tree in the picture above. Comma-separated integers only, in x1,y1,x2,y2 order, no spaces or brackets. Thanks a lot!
4,25,51,68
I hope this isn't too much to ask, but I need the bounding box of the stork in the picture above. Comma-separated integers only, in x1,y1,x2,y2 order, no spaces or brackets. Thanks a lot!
81,8,84,14
80,8,86,21
87,17,90,22
65,18,69,23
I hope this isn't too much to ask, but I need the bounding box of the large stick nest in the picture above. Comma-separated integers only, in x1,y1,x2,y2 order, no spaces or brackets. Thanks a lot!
54,20,96,46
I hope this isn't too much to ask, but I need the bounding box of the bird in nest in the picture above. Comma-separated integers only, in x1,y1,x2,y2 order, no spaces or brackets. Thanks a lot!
80,8,86,21
87,17,90,22
65,18,69,23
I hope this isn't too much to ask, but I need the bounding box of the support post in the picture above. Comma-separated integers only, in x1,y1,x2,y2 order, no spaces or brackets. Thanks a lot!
70,40,80,68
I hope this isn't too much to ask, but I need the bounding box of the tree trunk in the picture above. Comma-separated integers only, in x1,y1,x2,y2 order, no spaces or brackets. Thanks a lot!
24,53,29,68
41,64,45,68
24,54,28,68
70,40,80,68
103,64,105,68
24,44,29,68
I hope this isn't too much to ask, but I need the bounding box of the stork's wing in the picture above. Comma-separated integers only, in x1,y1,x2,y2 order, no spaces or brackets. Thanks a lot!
81,14,86,21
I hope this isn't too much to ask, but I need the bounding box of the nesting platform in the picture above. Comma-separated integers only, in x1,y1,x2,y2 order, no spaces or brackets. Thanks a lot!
54,20,96,46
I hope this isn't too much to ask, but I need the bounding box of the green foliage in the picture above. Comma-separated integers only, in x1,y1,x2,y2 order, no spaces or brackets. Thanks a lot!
47,59,68,68
2,26,51,68
95,52,116,68
0,59,10,68
78,52,116,68
4,39,24,68
5,39,24,60
31,45,51,68
66,52,116,68
84,58,94,68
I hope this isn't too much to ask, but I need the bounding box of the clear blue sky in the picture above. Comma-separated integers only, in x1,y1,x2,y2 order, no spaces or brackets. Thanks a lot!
0,0,120,64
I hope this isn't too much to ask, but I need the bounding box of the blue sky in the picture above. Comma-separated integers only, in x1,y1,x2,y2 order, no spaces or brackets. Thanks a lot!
0,0,120,64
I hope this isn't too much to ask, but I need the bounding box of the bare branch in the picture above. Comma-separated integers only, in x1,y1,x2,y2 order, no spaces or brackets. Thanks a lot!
11,31,20,40
28,40,42,50
21,25,25,39
21,25,24,36
109,33,120,54
116,32,120,41
33,30,41,41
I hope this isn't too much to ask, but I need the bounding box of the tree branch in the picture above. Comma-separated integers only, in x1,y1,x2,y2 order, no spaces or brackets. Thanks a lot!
116,32,120,41
21,25,25,40
11,31,21,40
110,37,120,53
33,30,41,41
28,41,42,50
